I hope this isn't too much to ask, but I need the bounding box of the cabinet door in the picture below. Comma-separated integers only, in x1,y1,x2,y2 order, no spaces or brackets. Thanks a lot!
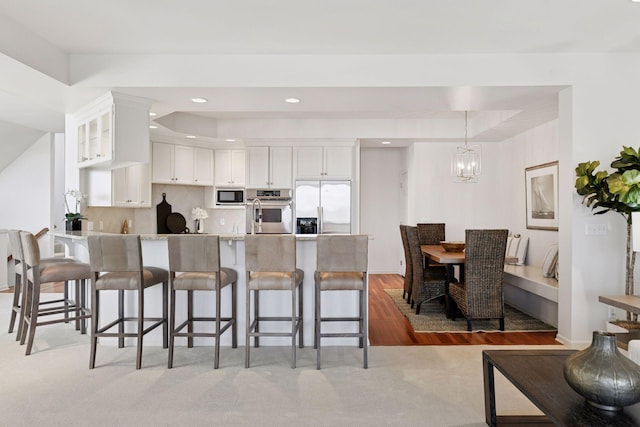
97,109,112,160
152,142,174,183
112,167,129,206
172,145,194,184
230,149,246,186
214,149,232,185
247,147,269,188
130,163,151,206
295,147,323,179
193,147,214,186
324,146,353,179
270,147,292,188
77,123,89,163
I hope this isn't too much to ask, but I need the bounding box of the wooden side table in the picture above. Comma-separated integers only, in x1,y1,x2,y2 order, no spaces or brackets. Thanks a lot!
483,349,640,426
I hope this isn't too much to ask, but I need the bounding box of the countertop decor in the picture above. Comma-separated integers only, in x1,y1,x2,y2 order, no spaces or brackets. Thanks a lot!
64,189,87,230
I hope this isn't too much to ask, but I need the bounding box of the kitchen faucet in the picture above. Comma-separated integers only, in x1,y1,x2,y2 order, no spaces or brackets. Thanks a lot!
251,198,263,234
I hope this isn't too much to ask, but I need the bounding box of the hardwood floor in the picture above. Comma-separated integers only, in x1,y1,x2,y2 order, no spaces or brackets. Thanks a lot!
3,274,559,346
368,273,560,346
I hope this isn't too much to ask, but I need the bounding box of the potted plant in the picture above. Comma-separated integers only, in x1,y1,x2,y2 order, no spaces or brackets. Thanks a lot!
64,189,87,231
575,146,640,324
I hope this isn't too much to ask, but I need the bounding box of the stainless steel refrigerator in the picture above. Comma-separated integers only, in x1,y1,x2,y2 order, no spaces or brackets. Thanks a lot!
295,180,351,234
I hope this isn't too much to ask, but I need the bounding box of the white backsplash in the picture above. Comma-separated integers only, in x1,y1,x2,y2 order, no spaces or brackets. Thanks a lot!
84,184,247,234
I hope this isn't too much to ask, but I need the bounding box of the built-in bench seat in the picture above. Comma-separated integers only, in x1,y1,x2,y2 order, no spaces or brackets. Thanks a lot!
503,264,558,302
503,264,558,327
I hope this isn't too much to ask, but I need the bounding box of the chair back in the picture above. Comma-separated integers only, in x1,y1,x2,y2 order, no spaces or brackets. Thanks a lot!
399,225,413,294
19,231,40,268
87,235,142,273
406,226,425,303
417,223,445,245
463,229,508,316
316,235,368,272
8,230,24,264
245,234,296,272
167,235,221,273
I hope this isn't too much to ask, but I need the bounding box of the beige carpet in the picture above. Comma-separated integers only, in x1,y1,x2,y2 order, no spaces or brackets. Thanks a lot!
0,293,567,426
384,289,556,332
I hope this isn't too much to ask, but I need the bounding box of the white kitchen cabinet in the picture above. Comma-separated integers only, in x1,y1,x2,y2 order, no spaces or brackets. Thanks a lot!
246,146,292,188
85,163,150,208
294,146,352,179
152,142,213,185
194,147,214,185
72,92,152,169
215,149,245,187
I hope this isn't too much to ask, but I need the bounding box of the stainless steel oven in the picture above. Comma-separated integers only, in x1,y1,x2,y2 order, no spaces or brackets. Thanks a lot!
246,188,293,234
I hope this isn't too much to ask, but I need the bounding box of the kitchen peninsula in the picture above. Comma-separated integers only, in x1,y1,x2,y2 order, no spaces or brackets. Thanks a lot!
54,230,363,347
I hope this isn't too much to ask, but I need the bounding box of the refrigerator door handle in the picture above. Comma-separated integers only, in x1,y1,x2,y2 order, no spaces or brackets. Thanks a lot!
318,206,323,234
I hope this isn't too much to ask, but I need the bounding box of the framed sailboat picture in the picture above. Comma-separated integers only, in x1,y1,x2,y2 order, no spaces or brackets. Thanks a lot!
525,161,559,230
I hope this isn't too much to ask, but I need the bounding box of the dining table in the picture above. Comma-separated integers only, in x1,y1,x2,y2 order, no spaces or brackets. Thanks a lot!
420,245,465,318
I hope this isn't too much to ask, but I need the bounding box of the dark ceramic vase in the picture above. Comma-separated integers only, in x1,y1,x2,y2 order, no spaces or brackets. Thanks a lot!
563,330,640,412
65,219,82,231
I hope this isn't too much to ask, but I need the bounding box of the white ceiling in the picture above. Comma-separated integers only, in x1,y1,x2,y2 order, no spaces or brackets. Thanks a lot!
1,0,640,158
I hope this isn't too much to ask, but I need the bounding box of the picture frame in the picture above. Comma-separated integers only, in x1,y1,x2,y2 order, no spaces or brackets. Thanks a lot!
525,161,559,230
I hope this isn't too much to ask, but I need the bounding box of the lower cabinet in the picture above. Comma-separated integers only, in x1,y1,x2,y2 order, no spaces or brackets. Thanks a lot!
85,163,151,208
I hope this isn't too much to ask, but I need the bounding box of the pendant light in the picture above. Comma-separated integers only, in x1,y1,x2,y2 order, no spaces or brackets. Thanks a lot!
451,111,481,183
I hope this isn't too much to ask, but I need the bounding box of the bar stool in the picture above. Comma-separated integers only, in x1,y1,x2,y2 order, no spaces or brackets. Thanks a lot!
245,234,304,368
314,234,368,369
167,235,237,369
19,231,92,355
87,235,168,369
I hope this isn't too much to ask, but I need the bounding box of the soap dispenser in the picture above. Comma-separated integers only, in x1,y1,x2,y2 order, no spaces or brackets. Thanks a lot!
121,219,129,234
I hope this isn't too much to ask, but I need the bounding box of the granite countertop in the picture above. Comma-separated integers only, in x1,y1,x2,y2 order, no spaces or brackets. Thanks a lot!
54,231,320,241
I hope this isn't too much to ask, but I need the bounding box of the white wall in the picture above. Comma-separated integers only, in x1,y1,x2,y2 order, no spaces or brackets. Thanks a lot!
408,142,511,240
360,147,405,274
504,120,559,266
0,133,55,257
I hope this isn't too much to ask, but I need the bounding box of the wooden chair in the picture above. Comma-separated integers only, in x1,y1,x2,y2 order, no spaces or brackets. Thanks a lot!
87,235,168,369
449,229,508,331
407,226,448,314
167,235,237,369
19,231,92,355
244,234,304,368
314,234,368,369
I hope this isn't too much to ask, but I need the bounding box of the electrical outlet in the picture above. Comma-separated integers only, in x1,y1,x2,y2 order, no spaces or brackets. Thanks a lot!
220,218,225,225
585,223,607,235
608,307,616,319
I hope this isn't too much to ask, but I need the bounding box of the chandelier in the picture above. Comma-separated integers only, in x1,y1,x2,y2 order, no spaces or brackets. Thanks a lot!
451,111,481,183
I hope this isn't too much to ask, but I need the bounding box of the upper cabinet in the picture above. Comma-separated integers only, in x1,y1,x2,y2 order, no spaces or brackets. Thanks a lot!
214,149,245,187
246,146,292,188
294,146,353,180
70,92,152,169
151,142,213,186
85,163,151,208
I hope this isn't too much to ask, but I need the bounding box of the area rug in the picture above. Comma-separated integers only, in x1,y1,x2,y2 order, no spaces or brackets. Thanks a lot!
384,288,556,332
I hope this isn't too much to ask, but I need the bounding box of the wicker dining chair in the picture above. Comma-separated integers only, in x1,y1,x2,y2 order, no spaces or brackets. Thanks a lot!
407,226,447,314
449,229,508,331
399,225,413,302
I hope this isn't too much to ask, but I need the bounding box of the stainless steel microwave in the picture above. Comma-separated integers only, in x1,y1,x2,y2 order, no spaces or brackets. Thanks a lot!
216,188,245,205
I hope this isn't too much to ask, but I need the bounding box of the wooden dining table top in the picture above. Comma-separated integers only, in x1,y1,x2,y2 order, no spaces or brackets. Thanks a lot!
421,245,465,264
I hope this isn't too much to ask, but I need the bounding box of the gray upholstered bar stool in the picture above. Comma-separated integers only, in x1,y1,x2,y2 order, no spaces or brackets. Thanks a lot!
19,231,92,355
87,235,168,369
314,234,369,369
245,234,304,368
167,235,237,369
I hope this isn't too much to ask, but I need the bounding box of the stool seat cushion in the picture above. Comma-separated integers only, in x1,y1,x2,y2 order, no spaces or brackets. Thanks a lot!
248,270,304,290
315,271,365,291
29,261,91,283
95,266,169,290
173,267,238,291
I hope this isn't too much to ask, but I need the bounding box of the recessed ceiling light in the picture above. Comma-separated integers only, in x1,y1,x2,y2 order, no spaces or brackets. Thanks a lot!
149,125,158,129
149,112,157,117
225,139,236,142
191,97,208,103
285,98,301,104
186,135,196,139
381,141,391,145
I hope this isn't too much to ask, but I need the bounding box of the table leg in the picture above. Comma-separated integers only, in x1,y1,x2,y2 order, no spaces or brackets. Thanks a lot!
483,353,497,427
